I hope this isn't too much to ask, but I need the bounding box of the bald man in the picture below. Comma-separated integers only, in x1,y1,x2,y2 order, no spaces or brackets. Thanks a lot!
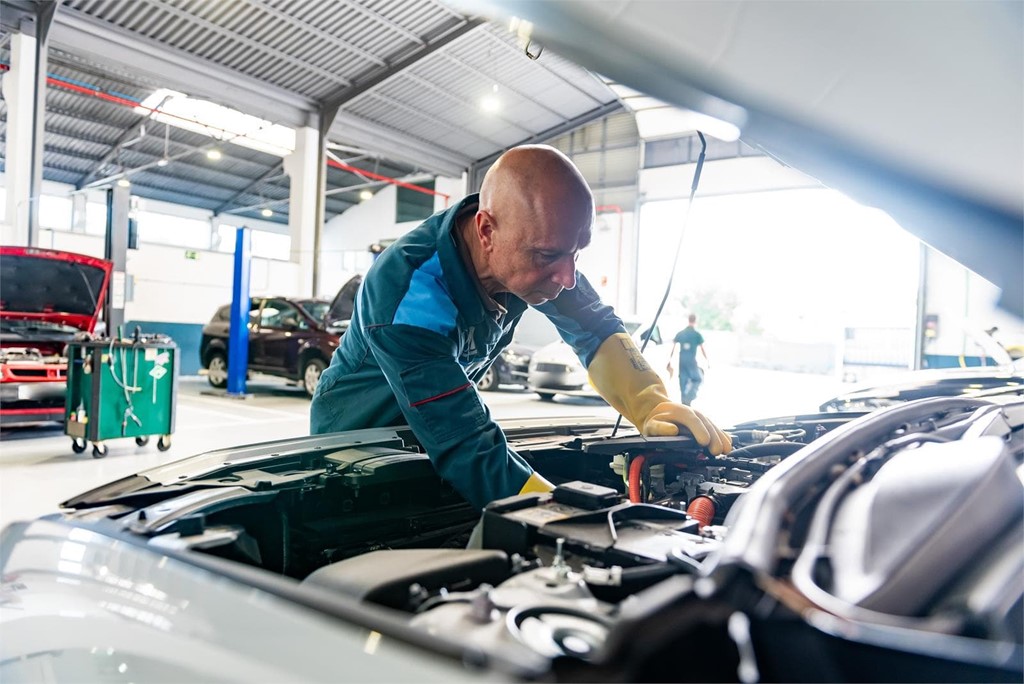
311,145,730,510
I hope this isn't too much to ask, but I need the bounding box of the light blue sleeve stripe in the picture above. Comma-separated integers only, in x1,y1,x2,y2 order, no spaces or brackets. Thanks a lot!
393,252,457,336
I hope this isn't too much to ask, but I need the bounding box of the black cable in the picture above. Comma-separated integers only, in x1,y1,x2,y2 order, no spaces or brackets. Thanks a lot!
612,132,708,438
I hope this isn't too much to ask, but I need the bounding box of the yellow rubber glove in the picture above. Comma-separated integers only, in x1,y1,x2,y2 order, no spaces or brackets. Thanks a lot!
588,333,732,455
519,471,554,495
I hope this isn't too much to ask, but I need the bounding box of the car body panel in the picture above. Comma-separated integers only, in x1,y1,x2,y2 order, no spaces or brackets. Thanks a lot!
0,520,494,683
821,363,1024,411
0,248,112,425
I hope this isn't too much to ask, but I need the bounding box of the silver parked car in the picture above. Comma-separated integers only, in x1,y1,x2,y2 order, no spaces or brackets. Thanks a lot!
528,322,668,401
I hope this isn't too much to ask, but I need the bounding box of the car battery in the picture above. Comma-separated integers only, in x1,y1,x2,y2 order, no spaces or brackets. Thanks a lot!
64,336,178,457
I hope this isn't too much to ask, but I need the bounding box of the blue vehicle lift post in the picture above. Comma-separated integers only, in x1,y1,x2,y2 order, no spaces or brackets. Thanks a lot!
227,227,251,396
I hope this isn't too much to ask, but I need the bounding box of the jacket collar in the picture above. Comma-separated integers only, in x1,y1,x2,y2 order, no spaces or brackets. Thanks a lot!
436,193,489,327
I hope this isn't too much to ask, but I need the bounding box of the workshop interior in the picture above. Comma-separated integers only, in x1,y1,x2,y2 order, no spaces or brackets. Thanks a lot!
0,1,1021,682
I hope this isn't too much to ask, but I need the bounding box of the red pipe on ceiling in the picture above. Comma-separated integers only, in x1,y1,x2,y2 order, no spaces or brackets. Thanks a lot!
2,62,450,201
327,158,450,203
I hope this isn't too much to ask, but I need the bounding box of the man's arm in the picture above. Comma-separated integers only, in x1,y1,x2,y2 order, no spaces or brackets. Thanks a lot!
365,323,536,510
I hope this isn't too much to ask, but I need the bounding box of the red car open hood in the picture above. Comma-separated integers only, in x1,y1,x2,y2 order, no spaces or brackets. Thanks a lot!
0,247,113,332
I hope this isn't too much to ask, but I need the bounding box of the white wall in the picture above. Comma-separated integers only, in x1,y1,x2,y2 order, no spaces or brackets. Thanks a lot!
1,172,303,326
37,230,300,324
319,174,465,295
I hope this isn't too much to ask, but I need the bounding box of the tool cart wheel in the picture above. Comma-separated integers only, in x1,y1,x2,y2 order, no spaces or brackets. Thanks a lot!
134,436,150,447
157,435,172,452
91,443,108,458
71,438,87,454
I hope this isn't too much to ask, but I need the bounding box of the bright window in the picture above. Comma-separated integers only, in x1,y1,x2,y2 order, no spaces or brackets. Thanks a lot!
136,210,210,249
215,224,291,261
38,195,72,230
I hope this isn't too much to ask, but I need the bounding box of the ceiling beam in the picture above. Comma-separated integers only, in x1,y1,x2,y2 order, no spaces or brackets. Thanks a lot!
76,95,171,189
237,0,386,68
212,162,285,215
49,8,317,128
468,100,624,189
321,17,484,110
328,111,472,177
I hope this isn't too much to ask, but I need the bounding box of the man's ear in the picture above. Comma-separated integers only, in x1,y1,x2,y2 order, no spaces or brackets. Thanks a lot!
477,210,496,251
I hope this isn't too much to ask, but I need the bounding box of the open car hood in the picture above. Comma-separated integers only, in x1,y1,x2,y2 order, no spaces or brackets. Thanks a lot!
0,247,113,332
325,274,362,327
478,1,1023,316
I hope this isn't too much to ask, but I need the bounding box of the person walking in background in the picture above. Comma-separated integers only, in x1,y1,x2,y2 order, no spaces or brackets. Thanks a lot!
668,313,708,405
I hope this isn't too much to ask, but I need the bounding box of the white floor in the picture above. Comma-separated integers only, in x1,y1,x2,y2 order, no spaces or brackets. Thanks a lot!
0,367,845,530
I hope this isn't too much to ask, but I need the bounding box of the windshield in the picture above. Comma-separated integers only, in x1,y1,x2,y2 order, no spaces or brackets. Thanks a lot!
298,300,329,323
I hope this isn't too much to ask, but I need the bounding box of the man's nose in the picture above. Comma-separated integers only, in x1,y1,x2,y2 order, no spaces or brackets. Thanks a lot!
551,256,577,290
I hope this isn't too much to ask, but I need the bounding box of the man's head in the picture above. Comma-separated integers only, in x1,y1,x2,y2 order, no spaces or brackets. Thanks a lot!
470,145,594,305
688,313,697,325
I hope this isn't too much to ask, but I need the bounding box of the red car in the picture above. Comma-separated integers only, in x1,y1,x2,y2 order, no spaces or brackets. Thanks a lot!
0,247,112,426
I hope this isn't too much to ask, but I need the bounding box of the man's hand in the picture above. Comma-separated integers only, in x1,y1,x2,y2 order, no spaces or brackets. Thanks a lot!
588,333,732,456
642,401,731,455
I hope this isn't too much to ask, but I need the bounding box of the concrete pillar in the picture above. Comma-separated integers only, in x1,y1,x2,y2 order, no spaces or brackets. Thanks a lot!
2,30,41,245
105,185,131,334
283,125,320,296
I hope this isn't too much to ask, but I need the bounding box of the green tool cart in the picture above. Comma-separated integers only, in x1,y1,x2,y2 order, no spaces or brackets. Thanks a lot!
64,336,178,458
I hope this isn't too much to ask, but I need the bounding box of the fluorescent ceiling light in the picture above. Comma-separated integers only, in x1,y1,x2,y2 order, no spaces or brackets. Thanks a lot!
206,149,222,161
116,178,131,187
261,208,273,217
359,190,373,201
136,89,296,157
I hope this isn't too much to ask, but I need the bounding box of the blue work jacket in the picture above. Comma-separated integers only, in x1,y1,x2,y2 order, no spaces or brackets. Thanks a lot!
310,194,624,509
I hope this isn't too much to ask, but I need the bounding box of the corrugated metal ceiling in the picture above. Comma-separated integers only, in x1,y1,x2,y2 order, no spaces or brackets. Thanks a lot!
3,0,635,224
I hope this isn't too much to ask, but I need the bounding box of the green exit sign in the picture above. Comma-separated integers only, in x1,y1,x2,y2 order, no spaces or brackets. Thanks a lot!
185,250,200,260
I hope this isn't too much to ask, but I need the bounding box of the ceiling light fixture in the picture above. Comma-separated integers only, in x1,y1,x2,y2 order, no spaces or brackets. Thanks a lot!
480,83,501,113
116,178,131,188
157,158,169,167
359,190,373,201
261,208,273,218
206,149,222,161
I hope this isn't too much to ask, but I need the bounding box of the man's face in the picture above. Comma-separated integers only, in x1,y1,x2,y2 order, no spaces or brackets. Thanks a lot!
482,209,591,305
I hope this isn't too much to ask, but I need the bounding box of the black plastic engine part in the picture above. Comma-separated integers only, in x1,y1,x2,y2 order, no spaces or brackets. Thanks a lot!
553,480,620,510
302,548,510,610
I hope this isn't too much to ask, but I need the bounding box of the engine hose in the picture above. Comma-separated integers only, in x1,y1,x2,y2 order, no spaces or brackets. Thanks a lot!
686,495,716,529
628,455,647,503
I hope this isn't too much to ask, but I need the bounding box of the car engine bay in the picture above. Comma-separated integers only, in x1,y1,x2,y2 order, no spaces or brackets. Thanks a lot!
58,397,1024,681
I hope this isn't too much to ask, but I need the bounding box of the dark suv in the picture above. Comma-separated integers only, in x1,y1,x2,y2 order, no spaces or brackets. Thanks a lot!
200,277,360,397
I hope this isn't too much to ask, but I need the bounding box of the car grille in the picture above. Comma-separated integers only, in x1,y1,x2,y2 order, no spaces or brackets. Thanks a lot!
535,363,571,373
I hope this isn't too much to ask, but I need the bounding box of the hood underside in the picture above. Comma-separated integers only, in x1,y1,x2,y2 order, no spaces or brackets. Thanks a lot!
0,247,113,332
479,1,1023,316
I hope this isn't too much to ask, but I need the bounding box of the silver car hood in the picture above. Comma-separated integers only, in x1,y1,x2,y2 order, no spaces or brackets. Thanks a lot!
0,520,492,683
475,1,1023,316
